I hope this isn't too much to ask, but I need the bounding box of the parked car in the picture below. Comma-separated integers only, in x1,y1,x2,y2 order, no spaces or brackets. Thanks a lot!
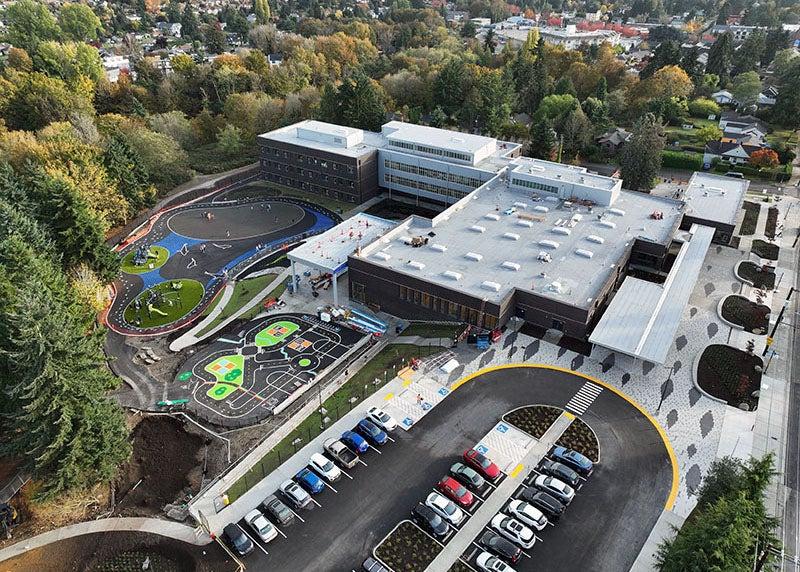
341,430,369,454
279,479,312,509
295,468,325,494
356,419,388,446
449,462,486,491
476,551,516,572
478,530,522,563
261,494,294,526
724,171,745,179
324,438,359,469
363,556,392,572
518,488,565,522
425,491,464,525
538,458,580,487
223,523,254,557
551,446,593,477
437,476,474,508
505,500,547,531
490,514,536,549
366,406,398,431
533,474,574,505
464,449,500,480
309,452,342,482
412,503,448,538
244,509,278,543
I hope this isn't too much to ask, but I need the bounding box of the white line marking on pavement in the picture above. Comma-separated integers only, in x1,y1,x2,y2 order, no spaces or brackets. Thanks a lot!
368,445,382,455
340,469,353,480
323,481,338,493
358,459,368,466
288,508,305,523
274,525,287,539
238,525,268,556
311,498,322,508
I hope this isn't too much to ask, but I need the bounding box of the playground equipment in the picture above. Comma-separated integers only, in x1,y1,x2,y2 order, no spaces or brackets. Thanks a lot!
147,304,169,317
0,503,20,539
132,244,158,267
345,307,388,335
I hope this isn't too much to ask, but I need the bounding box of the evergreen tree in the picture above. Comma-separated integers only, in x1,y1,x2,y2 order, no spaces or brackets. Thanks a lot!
528,117,557,160
433,59,467,117
619,113,665,192
253,0,271,25
339,72,386,132
553,76,577,97
103,135,155,216
640,40,682,79
595,76,607,101
679,46,703,83
560,108,591,160
484,29,496,53
763,28,790,66
707,32,734,85
733,30,766,75
180,4,200,41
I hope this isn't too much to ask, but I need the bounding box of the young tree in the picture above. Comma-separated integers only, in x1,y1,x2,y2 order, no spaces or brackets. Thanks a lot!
688,97,721,118
706,32,734,84
619,113,665,192
253,0,271,24
217,124,244,154
58,2,102,42
528,117,557,160
696,124,722,144
750,148,780,168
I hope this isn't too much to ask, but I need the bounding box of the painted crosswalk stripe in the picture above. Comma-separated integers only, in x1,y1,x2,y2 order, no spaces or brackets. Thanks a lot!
566,382,603,415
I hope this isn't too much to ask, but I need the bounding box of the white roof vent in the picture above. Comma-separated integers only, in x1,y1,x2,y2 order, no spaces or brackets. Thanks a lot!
575,249,594,259
407,260,425,270
442,270,462,280
502,232,520,241
571,213,583,222
598,220,617,229
465,252,483,261
548,281,564,293
533,205,550,213
481,280,502,292
516,220,534,228
484,213,501,221
430,243,447,252
373,251,391,261
607,208,626,216
538,239,560,249
586,235,605,244
501,261,521,271
398,236,413,244
551,227,571,236
470,225,486,233
513,202,528,209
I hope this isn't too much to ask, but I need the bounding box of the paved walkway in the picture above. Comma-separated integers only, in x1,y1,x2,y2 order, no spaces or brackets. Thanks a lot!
0,517,209,564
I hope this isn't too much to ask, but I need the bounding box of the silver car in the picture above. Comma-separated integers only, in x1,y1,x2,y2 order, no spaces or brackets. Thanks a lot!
279,479,312,509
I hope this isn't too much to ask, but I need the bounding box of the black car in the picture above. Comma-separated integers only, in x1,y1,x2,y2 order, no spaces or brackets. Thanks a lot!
539,458,580,487
519,487,565,522
412,503,448,537
223,523,254,557
478,530,522,563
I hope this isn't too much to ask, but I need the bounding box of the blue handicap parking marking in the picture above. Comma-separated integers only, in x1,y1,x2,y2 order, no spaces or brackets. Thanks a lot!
403,417,414,427
476,444,489,455
438,387,450,397
421,402,432,411
496,423,509,434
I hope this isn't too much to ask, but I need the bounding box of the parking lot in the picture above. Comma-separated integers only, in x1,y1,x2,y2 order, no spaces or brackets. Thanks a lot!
225,367,674,571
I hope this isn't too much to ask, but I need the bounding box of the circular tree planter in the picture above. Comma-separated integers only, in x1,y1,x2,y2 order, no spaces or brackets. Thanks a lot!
695,344,763,410
751,239,779,261
504,404,600,462
734,260,776,290
718,294,770,334
375,521,442,572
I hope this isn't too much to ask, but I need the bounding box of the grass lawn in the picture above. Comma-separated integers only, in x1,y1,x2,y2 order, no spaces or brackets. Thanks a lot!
401,322,466,339
195,274,284,337
120,246,169,274
766,129,799,149
244,180,354,214
225,343,444,502
123,279,204,328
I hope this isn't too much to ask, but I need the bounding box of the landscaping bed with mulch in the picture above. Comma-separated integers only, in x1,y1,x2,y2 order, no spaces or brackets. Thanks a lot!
375,521,442,571
751,239,779,261
765,206,779,239
735,261,776,290
739,201,760,235
504,405,599,462
720,295,770,334
697,344,763,410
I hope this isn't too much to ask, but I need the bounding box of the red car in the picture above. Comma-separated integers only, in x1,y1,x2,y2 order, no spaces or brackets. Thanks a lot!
437,476,474,508
464,449,501,481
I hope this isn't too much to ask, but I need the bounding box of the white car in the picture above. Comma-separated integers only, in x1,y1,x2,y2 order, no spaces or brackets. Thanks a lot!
425,491,464,525
244,509,278,543
476,551,516,572
366,406,398,432
490,514,536,549
533,474,575,505
506,499,548,531
309,452,342,482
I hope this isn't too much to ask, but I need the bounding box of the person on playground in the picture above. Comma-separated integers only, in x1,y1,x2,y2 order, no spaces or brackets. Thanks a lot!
199,243,206,253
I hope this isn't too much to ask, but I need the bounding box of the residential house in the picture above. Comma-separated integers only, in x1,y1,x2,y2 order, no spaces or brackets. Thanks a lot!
703,140,762,166
711,90,736,105
596,128,632,155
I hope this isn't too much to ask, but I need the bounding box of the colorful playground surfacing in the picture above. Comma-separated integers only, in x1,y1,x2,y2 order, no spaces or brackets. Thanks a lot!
106,193,340,336
173,313,367,427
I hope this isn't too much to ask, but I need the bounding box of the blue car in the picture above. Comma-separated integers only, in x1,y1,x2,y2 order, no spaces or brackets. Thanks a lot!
356,419,388,446
551,446,593,477
295,468,325,494
341,430,369,454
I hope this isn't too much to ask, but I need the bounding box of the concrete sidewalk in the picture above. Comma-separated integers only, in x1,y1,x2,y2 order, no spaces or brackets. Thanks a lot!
0,517,210,564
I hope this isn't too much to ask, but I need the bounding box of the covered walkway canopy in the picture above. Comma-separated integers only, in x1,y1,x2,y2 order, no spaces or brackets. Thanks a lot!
589,224,716,364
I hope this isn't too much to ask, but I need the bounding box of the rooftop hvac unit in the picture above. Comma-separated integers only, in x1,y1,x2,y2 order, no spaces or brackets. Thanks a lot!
517,220,534,228
398,236,413,244
481,280,502,292
537,252,551,262
548,281,564,293
551,227,571,236
607,208,626,216
465,252,483,261
586,235,605,244
571,213,583,222
533,205,549,213
484,213,501,221
513,202,528,209
503,232,521,241
575,249,594,259
501,261,521,271
430,243,447,252
538,239,560,249
407,260,425,270
442,270,462,280
470,225,487,233
598,220,617,229
373,251,391,261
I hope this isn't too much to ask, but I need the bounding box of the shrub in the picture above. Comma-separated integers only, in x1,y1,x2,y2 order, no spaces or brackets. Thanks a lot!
688,97,721,118
661,150,703,170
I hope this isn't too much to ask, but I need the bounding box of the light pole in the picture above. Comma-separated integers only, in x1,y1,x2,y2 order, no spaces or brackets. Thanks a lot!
656,363,675,414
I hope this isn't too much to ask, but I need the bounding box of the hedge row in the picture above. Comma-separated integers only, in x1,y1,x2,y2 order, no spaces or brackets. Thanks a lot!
661,150,704,170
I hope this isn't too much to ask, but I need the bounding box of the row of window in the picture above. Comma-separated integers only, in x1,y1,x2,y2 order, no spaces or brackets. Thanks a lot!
383,159,483,188
384,173,469,200
511,178,559,194
262,160,356,189
398,285,498,328
388,140,471,162
261,146,355,174
262,171,357,202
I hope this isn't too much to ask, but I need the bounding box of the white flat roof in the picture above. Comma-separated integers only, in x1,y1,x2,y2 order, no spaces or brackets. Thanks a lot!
258,120,384,158
683,172,748,226
588,224,716,364
382,121,496,155
289,213,397,274
511,160,618,191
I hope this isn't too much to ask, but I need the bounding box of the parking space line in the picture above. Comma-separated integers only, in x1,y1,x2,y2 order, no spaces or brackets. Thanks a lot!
323,481,338,494
288,508,305,523
458,556,479,571
368,445,382,455
385,435,396,443
358,458,368,466
274,525,287,539
310,498,322,508
340,468,353,480
237,524,268,556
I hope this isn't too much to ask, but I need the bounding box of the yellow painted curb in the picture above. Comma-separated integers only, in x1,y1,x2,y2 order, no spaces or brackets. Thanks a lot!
384,393,394,401
563,411,575,421
509,463,525,478
402,379,412,388
449,363,680,511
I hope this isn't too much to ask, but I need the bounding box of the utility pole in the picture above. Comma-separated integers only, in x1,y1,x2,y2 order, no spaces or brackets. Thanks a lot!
763,286,795,356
